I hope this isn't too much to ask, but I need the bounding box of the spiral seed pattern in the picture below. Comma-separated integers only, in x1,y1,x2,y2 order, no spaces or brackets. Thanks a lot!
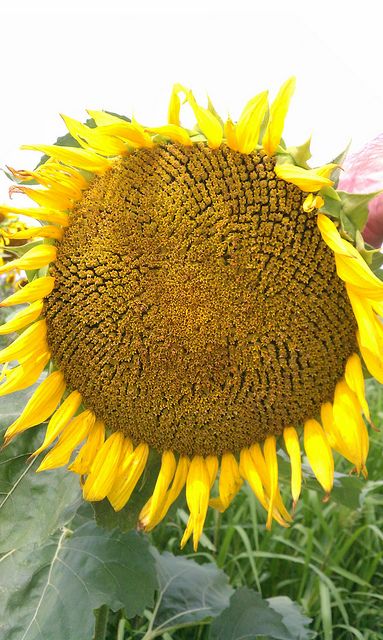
44,144,357,455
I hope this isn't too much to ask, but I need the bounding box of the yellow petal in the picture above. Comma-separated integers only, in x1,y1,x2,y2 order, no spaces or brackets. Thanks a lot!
303,194,324,213
346,286,380,355
2,226,63,241
316,213,357,257
168,84,184,126
32,389,83,457
83,431,125,501
10,185,73,211
180,455,211,551
69,420,106,475
345,353,371,423
304,419,334,494
236,91,269,154
262,77,296,156
320,402,340,450
214,452,242,512
0,276,55,307
275,164,333,192
0,319,47,363
142,455,190,531
5,370,66,441
87,110,127,126
61,115,128,156
336,255,383,298
239,447,267,509
0,245,57,275
249,442,292,524
37,409,96,471
146,450,177,525
0,300,43,335
0,351,50,397
107,442,149,511
0,205,69,226
358,331,383,384
283,427,302,505
332,380,369,472
21,145,112,175
146,124,192,146
263,436,278,530
224,117,239,152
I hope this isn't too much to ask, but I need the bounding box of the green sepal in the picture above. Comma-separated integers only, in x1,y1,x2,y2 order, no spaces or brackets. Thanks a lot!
330,140,351,187
318,185,341,219
338,190,381,232
283,136,312,168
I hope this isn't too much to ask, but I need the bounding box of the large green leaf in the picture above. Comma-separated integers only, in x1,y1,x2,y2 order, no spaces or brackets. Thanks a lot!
0,521,157,640
210,588,314,640
0,388,81,554
146,550,232,637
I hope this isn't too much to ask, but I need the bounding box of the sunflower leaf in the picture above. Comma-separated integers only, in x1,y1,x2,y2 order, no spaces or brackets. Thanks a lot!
210,588,315,639
148,550,233,635
0,521,157,640
0,389,81,554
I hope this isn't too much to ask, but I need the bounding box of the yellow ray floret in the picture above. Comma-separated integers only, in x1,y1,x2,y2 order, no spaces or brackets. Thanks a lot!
4,371,66,442
283,426,302,506
83,431,126,502
0,205,69,227
0,351,50,397
69,420,106,475
209,451,243,512
0,276,55,307
0,244,57,275
275,164,334,192
180,455,215,551
0,300,43,335
21,145,112,175
304,419,334,495
262,77,296,156
235,91,269,155
38,409,96,471
2,225,63,242
107,442,149,511
0,319,47,363
31,390,83,457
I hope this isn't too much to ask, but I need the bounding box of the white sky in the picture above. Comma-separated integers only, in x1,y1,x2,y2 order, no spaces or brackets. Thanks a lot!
0,0,382,200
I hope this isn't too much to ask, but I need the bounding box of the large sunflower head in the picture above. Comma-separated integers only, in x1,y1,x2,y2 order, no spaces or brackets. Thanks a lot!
0,79,381,550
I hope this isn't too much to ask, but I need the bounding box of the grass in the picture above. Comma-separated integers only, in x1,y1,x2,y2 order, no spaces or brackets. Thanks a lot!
112,379,383,640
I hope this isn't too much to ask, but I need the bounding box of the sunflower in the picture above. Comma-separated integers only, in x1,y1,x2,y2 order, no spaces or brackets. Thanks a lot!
0,79,382,551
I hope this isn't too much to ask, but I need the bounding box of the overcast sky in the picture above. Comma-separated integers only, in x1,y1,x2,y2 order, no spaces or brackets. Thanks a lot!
0,0,382,200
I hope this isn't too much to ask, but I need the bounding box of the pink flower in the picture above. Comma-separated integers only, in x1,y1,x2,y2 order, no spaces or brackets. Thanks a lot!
338,134,383,248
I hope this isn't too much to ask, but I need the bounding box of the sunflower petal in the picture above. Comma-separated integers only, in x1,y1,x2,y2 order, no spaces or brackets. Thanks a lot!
262,77,296,156
5,370,66,441
236,91,269,154
275,164,333,192
0,300,43,335
180,455,211,551
37,409,96,471
304,418,334,494
0,276,55,307
0,245,57,275
283,426,302,505
31,390,82,457
69,420,106,475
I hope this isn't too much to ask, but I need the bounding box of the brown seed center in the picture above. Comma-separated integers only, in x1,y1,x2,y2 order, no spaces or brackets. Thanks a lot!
45,144,357,456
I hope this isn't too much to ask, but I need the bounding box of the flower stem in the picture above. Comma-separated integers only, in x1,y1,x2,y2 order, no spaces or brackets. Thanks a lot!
93,604,109,640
